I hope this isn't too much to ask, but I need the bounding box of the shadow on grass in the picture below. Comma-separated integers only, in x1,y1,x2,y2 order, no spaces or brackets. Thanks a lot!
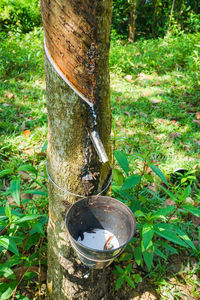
0,81,46,135
111,74,200,171
0,79,47,168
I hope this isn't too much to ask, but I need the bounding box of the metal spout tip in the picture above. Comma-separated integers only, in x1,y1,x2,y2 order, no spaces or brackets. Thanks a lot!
90,130,109,163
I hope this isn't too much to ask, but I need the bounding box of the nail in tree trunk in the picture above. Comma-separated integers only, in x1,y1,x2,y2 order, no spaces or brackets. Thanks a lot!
40,0,113,299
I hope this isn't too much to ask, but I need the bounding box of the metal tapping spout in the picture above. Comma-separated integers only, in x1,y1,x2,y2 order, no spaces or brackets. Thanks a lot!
90,130,109,163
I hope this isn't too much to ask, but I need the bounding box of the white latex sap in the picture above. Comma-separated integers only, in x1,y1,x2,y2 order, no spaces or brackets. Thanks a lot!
77,228,119,250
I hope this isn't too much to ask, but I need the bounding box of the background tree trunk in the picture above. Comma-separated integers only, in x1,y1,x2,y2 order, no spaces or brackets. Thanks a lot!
169,0,176,28
128,0,137,43
40,0,113,299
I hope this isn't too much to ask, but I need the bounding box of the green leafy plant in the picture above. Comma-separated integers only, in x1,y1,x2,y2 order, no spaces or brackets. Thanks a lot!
0,165,48,299
0,0,41,33
112,151,200,290
171,169,198,189
113,263,142,290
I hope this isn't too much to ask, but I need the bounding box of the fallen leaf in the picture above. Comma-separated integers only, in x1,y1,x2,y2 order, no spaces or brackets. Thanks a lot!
169,132,181,139
7,196,15,206
193,119,200,125
138,73,153,80
33,80,40,87
124,74,133,82
194,140,200,146
192,215,200,226
139,111,148,118
124,111,131,117
4,92,14,99
131,98,138,103
150,99,162,104
170,119,176,124
33,194,40,200
141,91,152,97
146,166,152,174
23,130,31,137
148,183,157,193
117,97,122,102
193,164,199,170
187,156,194,161
183,144,190,151
157,118,167,123
22,193,32,200
21,121,26,131
171,120,179,126
166,141,173,147
185,197,194,205
7,93,14,99
164,198,176,207
196,112,200,119
23,148,34,156
152,82,161,86
37,152,46,157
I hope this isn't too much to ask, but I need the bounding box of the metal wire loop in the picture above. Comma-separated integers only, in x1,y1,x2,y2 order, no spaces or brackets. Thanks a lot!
46,162,113,198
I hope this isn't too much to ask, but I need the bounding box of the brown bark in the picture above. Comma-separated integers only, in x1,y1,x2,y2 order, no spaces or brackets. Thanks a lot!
40,0,113,299
169,0,176,28
128,0,137,43
40,0,112,104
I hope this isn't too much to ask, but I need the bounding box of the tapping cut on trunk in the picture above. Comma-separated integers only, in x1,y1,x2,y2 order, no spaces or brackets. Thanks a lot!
40,0,107,105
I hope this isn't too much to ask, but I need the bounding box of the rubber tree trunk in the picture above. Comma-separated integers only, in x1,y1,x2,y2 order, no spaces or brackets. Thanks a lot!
40,0,113,299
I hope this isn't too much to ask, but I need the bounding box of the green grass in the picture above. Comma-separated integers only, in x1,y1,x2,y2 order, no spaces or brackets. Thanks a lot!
1,29,199,175
0,28,199,298
0,28,46,173
110,32,200,176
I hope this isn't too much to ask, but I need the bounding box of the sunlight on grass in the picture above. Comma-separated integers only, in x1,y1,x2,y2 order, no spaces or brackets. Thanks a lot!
110,33,200,176
0,22,199,299
1,29,199,178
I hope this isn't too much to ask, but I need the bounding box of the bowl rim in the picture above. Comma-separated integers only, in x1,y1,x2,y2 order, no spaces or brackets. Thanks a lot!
65,195,137,253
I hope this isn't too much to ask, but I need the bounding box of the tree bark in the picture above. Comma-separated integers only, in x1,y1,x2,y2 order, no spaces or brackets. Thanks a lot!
128,0,137,43
169,0,176,28
40,0,113,299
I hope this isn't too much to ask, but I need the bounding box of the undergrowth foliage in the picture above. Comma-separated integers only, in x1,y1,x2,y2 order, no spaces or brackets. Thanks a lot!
0,0,41,33
0,5,200,297
0,165,48,299
112,151,200,290
0,28,43,80
110,32,200,77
